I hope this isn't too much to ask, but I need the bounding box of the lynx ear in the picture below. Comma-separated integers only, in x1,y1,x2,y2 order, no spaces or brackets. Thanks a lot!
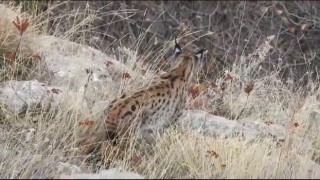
173,37,182,58
194,48,207,62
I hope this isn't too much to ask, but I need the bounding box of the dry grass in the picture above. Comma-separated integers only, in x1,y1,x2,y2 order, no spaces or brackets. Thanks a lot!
0,1,320,179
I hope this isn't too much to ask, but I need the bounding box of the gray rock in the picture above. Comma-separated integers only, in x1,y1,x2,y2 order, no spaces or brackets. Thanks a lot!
61,168,144,179
0,79,76,113
0,147,9,161
176,110,313,156
177,110,286,140
57,162,82,175
177,110,262,139
0,80,47,113
31,35,135,90
29,35,145,110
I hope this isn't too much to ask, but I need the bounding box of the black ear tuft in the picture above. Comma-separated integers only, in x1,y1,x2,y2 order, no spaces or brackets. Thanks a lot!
194,48,207,61
173,37,182,58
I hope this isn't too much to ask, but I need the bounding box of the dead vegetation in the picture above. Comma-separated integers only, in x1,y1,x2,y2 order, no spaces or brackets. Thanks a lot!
0,1,320,179
32,1,320,87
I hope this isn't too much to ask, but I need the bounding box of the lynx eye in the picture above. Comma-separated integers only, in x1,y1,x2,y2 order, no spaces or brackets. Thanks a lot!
194,48,207,69
194,48,206,62
173,37,182,58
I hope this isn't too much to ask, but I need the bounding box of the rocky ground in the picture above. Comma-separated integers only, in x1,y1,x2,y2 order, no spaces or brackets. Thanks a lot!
0,2,320,179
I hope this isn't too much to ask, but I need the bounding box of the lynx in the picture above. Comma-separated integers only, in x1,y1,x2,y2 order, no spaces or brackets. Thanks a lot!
81,38,206,157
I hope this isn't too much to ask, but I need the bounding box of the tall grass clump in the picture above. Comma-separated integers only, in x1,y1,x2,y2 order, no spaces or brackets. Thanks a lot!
0,1,319,179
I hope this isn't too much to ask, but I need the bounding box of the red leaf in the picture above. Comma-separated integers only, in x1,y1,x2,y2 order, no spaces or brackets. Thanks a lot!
209,82,218,88
189,83,209,98
51,88,62,94
244,82,254,94
224,72,237,81
78,119,96,126
205,150,219,158
191,99,205,109
5,51,16,64
12,16,30,36
122,72,131,79
105,61,114,67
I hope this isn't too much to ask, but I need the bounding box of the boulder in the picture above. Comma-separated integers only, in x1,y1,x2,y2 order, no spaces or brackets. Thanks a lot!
178,110,266,139
0,80,48,113
178,110,287,141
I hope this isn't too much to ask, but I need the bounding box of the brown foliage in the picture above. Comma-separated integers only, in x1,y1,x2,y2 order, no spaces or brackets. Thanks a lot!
47,88,62,95
189,83,209,99
4,51,16,65
105,61,114,67
206,150,219,159
12,16,30,36
244,82,254,95
78,118,96,126
122,72,131,79
45,1,320,87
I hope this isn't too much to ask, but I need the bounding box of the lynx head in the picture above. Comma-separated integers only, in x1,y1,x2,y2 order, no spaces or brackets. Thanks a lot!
170,37,206,81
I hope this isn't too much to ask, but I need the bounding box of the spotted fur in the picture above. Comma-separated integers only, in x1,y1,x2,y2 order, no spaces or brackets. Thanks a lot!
82,39,206,156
